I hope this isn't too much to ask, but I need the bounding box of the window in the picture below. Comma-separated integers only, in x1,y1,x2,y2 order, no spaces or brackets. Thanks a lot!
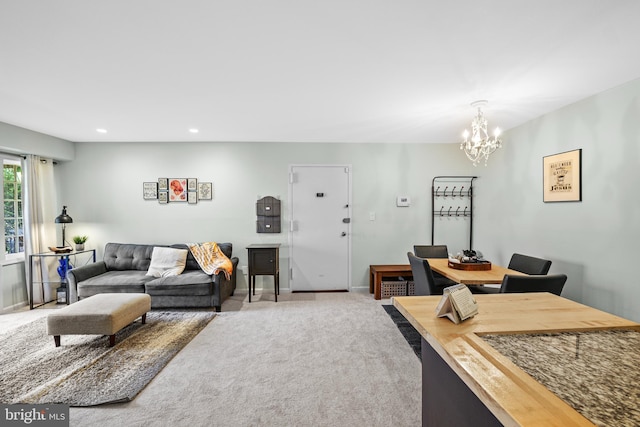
3,157,23,261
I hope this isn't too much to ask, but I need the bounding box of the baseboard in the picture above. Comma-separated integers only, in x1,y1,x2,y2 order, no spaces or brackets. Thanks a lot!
1,301,28,313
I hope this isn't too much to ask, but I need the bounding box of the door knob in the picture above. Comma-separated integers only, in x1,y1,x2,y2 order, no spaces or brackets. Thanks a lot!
341,232,347,237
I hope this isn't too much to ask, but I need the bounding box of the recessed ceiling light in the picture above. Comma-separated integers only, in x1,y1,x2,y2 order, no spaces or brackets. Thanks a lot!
189,128,199,134
96,128,107,133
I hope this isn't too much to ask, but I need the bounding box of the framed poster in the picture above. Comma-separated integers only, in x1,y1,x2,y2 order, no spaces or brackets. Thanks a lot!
158,191,168,204
158,178,168,191
198,182,213,200
143,182,158,200
169,178,188,202
188,191,198,204
187,178,197,192
543,149,582,202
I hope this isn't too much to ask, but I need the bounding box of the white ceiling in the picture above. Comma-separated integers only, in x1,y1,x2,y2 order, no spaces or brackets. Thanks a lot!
2,0,640,144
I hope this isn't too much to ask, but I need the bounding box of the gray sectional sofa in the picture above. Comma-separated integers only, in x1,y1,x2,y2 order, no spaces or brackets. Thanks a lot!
67,242,238,312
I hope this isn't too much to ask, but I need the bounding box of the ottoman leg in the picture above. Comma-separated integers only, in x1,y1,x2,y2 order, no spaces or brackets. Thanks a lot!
54,335,61,347
142,313,147,324
109,334,116,347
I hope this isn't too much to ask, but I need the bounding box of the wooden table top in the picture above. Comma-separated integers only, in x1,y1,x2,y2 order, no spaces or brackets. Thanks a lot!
427,257,526,284
369,264,412,273
393,293,640,426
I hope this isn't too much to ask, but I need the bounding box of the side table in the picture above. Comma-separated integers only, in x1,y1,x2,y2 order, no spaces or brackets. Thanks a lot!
369,264,413,300
247,244,280,302
29,249,97,309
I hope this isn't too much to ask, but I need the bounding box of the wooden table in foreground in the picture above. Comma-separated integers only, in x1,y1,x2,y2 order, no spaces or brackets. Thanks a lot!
369,264,413,300
426,257,526,285
393,293,640,427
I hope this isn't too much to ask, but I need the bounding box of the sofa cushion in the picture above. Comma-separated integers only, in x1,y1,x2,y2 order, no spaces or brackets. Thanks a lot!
145,271,212,296
77,271,152,298
104,243,156,271
146,247,188,278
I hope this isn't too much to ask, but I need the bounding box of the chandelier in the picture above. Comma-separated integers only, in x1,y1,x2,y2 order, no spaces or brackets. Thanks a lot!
460,100,502,166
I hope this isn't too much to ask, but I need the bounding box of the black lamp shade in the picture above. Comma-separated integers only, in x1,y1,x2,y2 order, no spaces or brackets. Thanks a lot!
55,206,73,224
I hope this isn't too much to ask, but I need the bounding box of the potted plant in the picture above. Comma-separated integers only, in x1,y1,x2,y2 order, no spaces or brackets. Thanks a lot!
73,235,88,251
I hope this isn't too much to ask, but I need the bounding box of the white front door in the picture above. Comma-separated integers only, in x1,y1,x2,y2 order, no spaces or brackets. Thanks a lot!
289,165,351,291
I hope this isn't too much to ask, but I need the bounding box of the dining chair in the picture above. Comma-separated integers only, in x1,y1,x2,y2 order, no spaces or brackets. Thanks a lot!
407,252,444,296
474,253,553,294
499,274,568,296
508,253,552,275
413,245,449,259
412,245,456,288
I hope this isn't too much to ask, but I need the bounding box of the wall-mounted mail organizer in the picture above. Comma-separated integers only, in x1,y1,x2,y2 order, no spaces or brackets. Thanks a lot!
431,176,477,250
256,196,281,233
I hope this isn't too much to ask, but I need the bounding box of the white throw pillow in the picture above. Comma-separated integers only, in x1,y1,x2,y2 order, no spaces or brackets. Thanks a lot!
146,247,188,278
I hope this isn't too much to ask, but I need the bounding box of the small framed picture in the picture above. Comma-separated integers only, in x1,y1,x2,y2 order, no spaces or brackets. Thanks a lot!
198,182,213,200
168,178,188,202
158,191,168,204
143,182,158,200
187,178,198,192
158,178,168,191
188,191,198,204
543,149,582,202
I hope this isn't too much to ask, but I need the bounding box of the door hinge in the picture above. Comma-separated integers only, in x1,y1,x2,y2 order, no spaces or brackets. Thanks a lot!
289,172,296,184
290,268,293,280
344,167,349,173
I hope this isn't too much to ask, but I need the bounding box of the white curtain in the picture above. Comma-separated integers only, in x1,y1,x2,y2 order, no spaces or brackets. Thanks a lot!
23,155,57,305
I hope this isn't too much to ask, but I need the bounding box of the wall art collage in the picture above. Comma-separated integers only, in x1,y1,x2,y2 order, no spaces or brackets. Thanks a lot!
143,178,213,204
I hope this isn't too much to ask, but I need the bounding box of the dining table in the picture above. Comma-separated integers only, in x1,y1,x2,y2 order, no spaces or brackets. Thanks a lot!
426,257,526,286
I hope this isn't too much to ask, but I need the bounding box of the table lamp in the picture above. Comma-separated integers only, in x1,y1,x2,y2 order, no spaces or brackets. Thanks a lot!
54,206,73,247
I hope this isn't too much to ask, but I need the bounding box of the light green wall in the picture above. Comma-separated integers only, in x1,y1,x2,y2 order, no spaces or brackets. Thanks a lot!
475,78,640,322
55,141,473,292
0,121,74,160
1,261,26,310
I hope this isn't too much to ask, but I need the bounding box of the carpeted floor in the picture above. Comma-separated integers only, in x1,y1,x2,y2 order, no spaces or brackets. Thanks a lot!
382,305,421,359
0,310,216,406
66,292,422,426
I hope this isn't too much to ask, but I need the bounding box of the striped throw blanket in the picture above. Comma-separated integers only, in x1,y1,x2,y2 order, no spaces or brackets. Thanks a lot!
187,242,233,280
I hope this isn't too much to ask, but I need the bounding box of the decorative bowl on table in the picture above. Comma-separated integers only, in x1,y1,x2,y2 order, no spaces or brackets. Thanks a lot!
48,246,73,254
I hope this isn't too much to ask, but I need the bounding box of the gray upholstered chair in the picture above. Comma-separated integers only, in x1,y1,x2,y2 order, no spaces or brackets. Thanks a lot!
499,274,568,296
407,252,443,296
413,245,456,288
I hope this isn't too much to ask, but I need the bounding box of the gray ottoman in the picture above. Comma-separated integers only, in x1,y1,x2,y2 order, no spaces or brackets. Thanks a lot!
47,293,151,347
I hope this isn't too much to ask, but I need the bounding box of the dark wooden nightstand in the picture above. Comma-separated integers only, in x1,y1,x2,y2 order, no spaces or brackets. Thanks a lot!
246,244,280,302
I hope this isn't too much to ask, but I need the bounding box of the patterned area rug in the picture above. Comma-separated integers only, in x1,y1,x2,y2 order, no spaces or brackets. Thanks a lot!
382,305,421,359
0,310,215,406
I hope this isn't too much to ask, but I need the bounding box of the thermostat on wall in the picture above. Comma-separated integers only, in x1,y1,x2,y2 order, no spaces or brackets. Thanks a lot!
396,196,411,207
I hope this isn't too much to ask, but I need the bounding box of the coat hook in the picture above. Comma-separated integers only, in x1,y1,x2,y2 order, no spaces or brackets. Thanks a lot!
463,206,468,216
435,186,440,197
443,186,448,198
447,206,452,216
459,186,464,197
451,186,457,198
456,206,461,216
440,206,444,216
468,187,472,197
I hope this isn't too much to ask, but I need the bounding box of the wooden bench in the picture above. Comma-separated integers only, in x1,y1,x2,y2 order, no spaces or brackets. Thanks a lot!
46,293,151,347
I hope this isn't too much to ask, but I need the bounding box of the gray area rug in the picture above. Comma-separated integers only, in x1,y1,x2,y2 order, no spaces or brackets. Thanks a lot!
0,310,216,406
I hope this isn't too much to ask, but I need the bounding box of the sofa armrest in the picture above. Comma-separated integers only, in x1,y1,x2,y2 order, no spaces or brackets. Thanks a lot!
210,257,239,311
67,261,108,302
